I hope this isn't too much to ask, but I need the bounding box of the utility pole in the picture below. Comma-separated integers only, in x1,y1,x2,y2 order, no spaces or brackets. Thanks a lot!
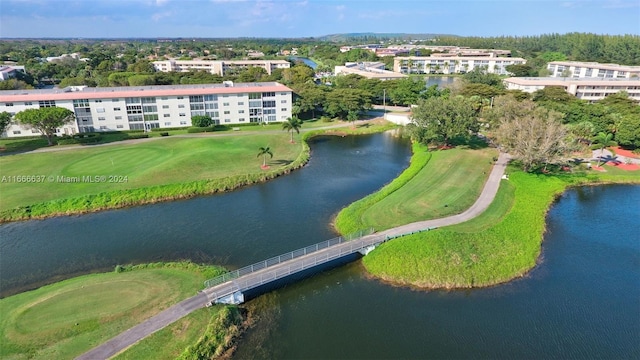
383,88,386,120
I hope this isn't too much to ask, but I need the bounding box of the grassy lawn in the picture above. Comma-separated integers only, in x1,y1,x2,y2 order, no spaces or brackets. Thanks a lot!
0,263,225,360
359,165,640,289
335,143,497,233
0,133,301,212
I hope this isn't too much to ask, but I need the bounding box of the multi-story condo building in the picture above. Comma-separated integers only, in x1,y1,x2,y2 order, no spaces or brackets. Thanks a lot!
334,62,407,80
0,82,293,138
394,56,526,75
0,65,26,81
503,77,640,102
153,59,291,76
547,61,640,79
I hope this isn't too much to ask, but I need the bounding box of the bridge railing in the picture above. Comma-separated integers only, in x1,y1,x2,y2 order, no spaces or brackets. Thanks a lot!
204,228,374,289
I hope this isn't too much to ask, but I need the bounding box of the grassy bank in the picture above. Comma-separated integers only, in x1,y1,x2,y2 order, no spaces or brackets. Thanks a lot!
358,165,640,289
0,120,397,223
0,262,225,360
335,143,497,234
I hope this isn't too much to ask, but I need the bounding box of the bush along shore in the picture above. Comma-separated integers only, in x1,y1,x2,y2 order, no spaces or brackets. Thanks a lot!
0,122,398,223
344,158,640,289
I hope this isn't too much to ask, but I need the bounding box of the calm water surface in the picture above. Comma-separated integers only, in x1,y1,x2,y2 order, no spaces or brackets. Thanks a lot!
0,133,411,296
234,185,640,359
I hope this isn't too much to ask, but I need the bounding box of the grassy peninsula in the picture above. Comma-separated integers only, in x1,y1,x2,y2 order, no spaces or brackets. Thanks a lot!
0,120,396,222
0,262,226,359
336,145,640,289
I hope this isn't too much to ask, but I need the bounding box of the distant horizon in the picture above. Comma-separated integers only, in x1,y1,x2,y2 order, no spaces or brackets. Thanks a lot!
1,0,638,39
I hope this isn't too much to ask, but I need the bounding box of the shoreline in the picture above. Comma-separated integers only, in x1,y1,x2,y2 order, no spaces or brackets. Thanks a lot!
0,121,397,224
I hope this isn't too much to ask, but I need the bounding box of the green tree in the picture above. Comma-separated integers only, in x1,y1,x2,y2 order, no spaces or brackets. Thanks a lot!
257,146,273,168
14,107,75,145
191,115,213,127
505,64,536,77
409,96,479,147
282,116,302,143
615,115,640,148
0,111,12,135
462,67,504,88
592,132,617,167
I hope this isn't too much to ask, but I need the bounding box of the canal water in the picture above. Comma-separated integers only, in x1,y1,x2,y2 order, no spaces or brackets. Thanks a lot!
1,133,638,359
0,132,412,297
234,184,640,359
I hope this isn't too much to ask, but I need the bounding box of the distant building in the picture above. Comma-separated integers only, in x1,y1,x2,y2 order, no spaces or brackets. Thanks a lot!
0,82,293,138
546,61,640,79
152,59,291,76
394,56,526,75
335,62,407,80
503,77,640,102
0,65,26,81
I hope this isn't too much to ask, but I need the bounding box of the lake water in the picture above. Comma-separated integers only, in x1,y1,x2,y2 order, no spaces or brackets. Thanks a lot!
234,184,640,359
1,133,638,359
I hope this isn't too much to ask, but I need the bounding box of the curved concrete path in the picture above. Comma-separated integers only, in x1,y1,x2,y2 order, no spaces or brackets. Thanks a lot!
77,151,511,360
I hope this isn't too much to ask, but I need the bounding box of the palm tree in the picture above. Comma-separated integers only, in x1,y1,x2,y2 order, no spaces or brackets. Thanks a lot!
592,132,617,167
257,146,273,169
282,116,302,143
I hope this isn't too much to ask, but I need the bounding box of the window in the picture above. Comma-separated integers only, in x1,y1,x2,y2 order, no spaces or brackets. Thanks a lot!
281,100,287,104
39,100,56,108
178,104,185,108
5,103,13,106
100,126,107,130
179,113,186,117
249,93,261,99
95,99,102,103
142,97,156,104
224,119,231,123
239,118,246,122
161,97,168,100
223,102,230,106
24,102,32,106
73,99,89,107
238,101,244,105
97,108,105,113
144,114,159,121
189,95,203,102
143,105,157,112
238,110,245,114
180,121,187,125
12,130,21,134
115,116,123,120
204,95,217,101
126,105,142,114
177,96,184,100
162,105,169,109
281,108,287,112
114,107,121,111
164,114,170,118
262,92,275,97
116,124,124,129
112,98,119,102
164,122,172,126
263,101,276,108
190,103,204,110
126,97,141,104
98,117,106,121
224,110,230,115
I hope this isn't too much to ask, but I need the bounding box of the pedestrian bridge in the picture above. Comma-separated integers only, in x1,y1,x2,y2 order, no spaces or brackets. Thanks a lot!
201,227,436,305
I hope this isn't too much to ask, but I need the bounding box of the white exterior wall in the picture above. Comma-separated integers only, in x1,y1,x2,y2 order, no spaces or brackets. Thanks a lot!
503,77,640,101
394,57,526,75
153,60,290,76
1,83,293,138
547,61,640,79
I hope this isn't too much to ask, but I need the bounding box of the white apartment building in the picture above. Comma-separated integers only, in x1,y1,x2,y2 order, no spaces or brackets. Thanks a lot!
153,59,291,76
394,56,526,75
0,65,26,81
503,77,640,102
0,82,293,138
547,61,640,79
334,62,407,80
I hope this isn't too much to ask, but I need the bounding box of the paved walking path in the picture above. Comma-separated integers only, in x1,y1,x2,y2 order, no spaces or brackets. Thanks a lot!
592,148,640,165
76,151,511,360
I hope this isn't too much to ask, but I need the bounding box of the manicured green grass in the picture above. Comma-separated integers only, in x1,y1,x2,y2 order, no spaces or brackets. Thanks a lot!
0,120,395,222
360,167,640,289
0,262,225,360
335,143,496,234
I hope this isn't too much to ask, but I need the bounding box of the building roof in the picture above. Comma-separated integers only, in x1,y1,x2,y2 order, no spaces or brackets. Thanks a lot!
0,82,292,102
504,77,640,86
396,56,526,62
548,61,640,72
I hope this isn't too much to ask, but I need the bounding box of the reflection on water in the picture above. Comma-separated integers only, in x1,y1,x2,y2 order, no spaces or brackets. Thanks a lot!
234,185,640,359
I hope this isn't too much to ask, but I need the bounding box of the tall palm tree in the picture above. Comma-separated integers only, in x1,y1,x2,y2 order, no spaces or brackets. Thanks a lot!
282,116,302,143
592,132,617,167
257,146,273,169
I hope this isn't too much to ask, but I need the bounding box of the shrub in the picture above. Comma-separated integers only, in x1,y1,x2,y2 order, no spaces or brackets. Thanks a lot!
160,132,169,137
126,134,149,140
191,115,213,127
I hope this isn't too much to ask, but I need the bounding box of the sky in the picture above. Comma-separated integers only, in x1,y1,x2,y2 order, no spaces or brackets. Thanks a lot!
0,0,639,39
